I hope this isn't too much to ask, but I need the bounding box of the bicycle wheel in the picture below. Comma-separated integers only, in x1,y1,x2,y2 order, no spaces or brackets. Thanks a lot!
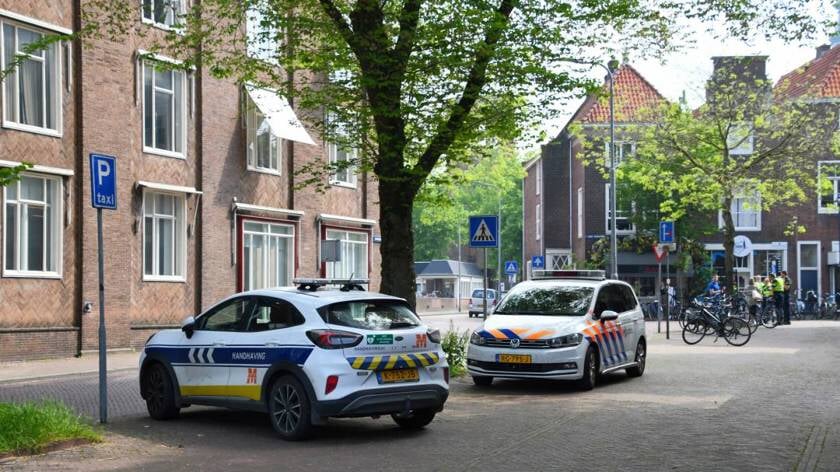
746,314,759,334
682,319,707,345
722,317,752,346
760,308,778,329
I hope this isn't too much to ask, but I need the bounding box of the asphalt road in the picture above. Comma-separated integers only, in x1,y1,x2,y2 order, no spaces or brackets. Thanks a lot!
2,319,839,471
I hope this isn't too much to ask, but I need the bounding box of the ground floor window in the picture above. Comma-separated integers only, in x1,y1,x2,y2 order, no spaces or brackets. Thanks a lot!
3,174,62,276
324,228,368,279
242,220,294,290
143,191,186,280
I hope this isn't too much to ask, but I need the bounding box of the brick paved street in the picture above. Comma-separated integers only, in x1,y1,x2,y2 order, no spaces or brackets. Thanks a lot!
1,320,839,471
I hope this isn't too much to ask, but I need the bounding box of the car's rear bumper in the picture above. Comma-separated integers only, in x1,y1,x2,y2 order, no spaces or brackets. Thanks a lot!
313,384,449,418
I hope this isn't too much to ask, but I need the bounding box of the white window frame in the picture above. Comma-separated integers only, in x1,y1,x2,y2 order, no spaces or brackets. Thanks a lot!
141,0,187,31
142,190,187,282
246,6,281,64
727,122,754,156
0,18,63,137
577,187,583,239
2,172,63,278
535,161,541,196
605,183,636,235
718,192,761,231
797,240,821,297
327,142,358,188
245,93,282,175
604,141,635,168
535,203,541,241
817,160,840,214
324,228,368,278
141,58,187,159
242,219,295,290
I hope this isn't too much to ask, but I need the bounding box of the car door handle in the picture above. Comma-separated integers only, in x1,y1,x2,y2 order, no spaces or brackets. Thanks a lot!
265,341,281,347
213,342,227,347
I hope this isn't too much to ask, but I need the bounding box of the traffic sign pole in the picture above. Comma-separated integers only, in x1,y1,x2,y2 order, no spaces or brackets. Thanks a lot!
666,249,670,340
97,208,107,424
483,248,488,318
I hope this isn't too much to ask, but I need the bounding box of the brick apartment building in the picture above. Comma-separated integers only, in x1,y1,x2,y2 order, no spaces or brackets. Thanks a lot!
0,1,381,361
524,47,840,300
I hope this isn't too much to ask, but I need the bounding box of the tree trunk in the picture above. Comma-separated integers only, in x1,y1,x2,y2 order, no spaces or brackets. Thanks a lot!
721,199,737,293
378,180,419,309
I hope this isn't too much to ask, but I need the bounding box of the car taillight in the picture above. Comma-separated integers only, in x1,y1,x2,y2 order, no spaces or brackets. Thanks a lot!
325,375,339,394
306,330,363,349
443,367,450,384
427,329,441,344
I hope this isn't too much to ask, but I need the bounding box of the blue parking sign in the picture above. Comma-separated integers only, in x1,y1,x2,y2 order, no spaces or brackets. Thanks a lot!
90,153,117,210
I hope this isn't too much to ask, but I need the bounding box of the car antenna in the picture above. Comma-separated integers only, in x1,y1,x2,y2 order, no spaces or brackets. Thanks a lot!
340,272,356,292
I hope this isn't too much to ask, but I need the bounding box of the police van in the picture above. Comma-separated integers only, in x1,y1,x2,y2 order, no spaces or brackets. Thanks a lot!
139,279,449,440
466,270,646,390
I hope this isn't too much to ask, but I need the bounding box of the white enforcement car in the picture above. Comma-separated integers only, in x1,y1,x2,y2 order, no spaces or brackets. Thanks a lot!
139,279,449,440
467,270,646,390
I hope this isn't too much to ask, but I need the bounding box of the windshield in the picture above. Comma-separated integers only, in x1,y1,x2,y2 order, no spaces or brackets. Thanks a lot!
493,283,593,316
317,300,421,331
472,289,495,299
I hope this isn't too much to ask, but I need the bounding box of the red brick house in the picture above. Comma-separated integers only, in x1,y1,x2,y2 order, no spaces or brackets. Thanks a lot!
0,1,381,361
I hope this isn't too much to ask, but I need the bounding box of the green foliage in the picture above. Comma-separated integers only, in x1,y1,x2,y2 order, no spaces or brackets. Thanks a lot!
0,164,30,188
441,325,470,378
0,401,101,455
413,144,526,265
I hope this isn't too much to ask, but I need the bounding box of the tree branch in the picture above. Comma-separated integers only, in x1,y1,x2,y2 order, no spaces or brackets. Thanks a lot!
393,0,422,77
411,0,516,183
317,0,359,54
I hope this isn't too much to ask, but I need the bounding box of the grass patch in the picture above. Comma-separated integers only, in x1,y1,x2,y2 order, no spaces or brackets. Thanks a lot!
0,401,102,456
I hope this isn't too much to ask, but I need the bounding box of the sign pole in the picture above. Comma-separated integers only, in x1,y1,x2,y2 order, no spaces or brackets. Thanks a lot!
483,248,488,318
657,261,662,334
665,249,670,340
96,208,107,424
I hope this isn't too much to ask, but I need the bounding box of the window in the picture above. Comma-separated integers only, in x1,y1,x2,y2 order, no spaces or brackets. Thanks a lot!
605,184,635,234
727,122,753,156
3,174,62,276
246,7,280,63
535,204,541,240
242,220,294,290
245,94,281,173
719,192,761,231
818,161,840,213
535,162,541,196
142,60,186,157
246,298,304,332
325,229,368,278
1,21,61,134
317,300,420,331
196,297,254,331
798,241,820,297
327,143,357,187
604,141,635,168
495,283,593,316
142,0,186,29
594,284,630,315
577,187,583,239
143,191,186,280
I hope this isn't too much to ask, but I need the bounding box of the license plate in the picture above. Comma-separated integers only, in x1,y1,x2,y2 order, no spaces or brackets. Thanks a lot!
497,354,532,364
378,368,420,384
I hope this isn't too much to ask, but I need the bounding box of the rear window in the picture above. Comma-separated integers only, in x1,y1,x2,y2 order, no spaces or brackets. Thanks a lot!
317,300,421,331
494,283,593,316
471,289,495,299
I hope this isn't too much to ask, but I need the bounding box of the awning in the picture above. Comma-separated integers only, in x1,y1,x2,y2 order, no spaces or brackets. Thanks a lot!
136,181,202,195
318,213,376,227
232,201,304,219
246,85,316,145
0,159,73,177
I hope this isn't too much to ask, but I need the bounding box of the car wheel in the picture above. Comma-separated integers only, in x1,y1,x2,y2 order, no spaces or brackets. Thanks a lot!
472,375,493,387
391,408,437,430
626,339,646,378
143,363,180,420
268,375,313,441
576,346,598,391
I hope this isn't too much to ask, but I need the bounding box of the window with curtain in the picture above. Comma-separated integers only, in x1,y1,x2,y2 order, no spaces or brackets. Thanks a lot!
142,0,186,28
242,220,294,290
142,60,186,156
719,192,761,231
325,229,368,279
2,21,60,133
143,191,185,279
245,94,281,173
4,174,62,276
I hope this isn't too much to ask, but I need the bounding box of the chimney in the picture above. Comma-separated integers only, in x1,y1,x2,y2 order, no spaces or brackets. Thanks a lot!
817,44,831,58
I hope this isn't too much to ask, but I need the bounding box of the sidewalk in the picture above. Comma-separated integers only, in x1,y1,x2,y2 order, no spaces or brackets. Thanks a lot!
0,350,140,384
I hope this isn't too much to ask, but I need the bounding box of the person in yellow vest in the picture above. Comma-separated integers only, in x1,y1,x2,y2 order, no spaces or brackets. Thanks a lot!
773,272,785,324
780,270,792,325
760,275,774,316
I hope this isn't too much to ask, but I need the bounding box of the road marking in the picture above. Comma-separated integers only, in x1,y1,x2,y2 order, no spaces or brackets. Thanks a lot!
795,424,829,472
587,392,732,409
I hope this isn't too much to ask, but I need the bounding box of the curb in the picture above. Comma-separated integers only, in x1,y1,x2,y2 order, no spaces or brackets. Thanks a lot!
0,366,137,385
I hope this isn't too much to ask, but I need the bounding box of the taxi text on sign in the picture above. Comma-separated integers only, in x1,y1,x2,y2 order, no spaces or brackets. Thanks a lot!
89,153,117,210
469,215,498,248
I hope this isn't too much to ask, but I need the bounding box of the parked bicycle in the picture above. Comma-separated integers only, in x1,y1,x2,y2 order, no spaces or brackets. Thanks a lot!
682,298,752,346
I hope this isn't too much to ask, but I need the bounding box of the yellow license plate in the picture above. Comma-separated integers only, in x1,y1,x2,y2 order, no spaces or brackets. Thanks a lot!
497,354,532,364
379,368,420,383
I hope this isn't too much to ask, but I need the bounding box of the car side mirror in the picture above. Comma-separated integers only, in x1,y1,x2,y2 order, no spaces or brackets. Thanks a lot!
599,310,619,321
181,316,196,339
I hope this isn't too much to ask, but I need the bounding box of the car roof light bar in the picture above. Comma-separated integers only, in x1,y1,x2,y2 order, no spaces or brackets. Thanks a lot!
532,270,606,281
293,278,370,292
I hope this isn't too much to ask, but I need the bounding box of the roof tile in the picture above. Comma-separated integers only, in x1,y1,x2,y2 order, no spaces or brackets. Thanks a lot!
578,65,666,123
775,45,840,99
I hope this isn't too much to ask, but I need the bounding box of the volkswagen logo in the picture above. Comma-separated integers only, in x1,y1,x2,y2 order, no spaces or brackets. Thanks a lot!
509,338,520,348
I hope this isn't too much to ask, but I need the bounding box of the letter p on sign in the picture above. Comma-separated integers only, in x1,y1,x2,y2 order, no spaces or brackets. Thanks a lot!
97,160,111,186
89,153,117,210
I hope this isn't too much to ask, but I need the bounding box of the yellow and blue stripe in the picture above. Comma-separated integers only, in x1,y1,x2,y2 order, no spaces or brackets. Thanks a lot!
346,352,441,371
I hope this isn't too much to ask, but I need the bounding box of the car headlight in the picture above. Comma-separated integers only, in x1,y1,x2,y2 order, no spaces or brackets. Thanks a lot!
469,331,486,345
547,333,583,348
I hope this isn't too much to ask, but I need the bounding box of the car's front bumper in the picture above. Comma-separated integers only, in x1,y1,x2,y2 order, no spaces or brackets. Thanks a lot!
466,341,588,380
313,384,449,418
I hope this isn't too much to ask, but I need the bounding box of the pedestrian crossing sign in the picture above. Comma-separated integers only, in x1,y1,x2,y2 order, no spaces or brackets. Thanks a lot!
505,261,519,275
469,215,498,248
